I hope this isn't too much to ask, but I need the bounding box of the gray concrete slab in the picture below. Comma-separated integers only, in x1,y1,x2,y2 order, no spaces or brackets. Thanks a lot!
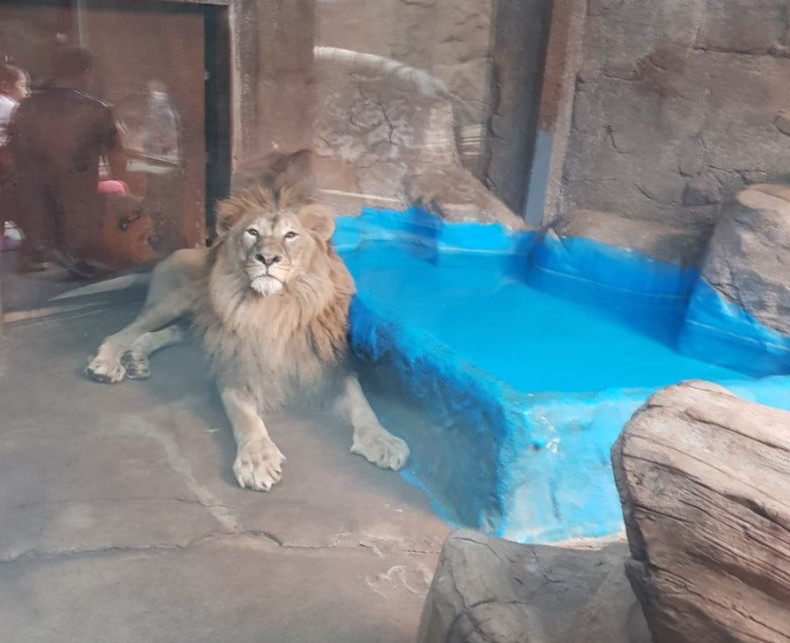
0,536,436,643
0,302,450,642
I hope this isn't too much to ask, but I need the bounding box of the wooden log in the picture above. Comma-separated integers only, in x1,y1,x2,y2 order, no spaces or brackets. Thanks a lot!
612,380,790,643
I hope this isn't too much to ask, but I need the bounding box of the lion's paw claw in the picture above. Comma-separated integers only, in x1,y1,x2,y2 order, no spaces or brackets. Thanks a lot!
233,439,286,491
352,428,410,471
86,355,126,384
121,351,151,380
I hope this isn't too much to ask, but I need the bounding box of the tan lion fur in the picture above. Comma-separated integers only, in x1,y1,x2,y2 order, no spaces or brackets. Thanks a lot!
86,150,409,490
196,186,355,411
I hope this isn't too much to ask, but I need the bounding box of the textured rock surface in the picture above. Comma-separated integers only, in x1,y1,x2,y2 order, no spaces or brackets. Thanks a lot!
417,530,651,643
559,1,790,227
698,184,790,334
227,0,542,227
312,53,525,228
552,210,709,266
612,380,790,643
315,0,494,172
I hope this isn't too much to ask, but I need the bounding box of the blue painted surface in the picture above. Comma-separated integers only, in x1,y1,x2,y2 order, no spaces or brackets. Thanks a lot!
680,279,790,376
345,243,742,394
334,208,790,543
532,230,700,298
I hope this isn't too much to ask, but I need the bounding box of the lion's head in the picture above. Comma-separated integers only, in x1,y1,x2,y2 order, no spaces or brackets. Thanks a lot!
213,186,341,298
201,187,354,394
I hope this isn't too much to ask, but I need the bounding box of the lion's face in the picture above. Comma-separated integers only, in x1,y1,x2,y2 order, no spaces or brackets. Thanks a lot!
232,210,314,296
215,189,335,297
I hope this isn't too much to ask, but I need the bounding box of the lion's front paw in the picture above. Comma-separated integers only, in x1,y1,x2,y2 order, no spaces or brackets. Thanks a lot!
86,354,126,383
233,439,286,491
121,351,151,380
351,426,410,471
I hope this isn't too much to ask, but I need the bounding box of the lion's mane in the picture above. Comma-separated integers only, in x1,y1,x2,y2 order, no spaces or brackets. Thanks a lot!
194,188,355,411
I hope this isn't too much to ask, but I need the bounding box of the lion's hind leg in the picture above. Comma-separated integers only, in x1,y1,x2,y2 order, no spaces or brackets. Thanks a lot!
120,324,187,380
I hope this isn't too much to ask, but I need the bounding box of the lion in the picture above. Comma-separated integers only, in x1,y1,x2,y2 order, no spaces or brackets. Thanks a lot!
85,171,409,491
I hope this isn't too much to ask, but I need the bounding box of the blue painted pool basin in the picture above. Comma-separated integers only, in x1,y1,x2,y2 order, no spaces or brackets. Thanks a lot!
332,208,790,543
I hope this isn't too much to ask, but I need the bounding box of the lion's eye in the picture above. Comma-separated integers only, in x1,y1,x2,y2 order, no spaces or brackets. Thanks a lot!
284,231,298,240
246,228,259,238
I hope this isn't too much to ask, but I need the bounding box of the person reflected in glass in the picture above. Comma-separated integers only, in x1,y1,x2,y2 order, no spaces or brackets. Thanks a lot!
0,63,29,252
142,79,180,167
8,47,126,275
0,63,28,146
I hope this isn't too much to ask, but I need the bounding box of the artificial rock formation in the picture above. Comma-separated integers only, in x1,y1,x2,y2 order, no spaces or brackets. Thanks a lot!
698,184,790,335
314,0,552,217
612,380,790,643
416,530,651,643
676,183,790,374
550,209,709,267
558,0,790,228
311,51,524,229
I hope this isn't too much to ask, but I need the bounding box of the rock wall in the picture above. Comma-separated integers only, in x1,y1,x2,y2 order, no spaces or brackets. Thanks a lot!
311,50,524,228
315,0,495,176
558,0,790,228
314,0,553,217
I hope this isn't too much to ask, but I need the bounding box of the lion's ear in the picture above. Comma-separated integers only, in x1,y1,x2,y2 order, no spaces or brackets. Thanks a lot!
298,203,335,241
215,197,247,238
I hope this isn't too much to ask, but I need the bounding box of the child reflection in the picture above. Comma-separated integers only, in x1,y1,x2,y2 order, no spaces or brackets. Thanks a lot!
0,63,29,252
0,63,28,145
8,46,126,276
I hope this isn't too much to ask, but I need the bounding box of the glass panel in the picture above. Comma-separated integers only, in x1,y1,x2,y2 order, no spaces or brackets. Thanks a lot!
0,0,207,312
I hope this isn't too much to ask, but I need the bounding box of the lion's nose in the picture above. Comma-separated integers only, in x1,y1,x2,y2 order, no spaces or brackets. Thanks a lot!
255,253,281,266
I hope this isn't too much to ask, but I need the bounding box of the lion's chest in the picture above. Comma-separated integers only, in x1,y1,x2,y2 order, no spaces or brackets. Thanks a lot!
200,304,329,409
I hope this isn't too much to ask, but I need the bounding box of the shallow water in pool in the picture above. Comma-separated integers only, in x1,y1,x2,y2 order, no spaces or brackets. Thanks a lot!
342,241,746,394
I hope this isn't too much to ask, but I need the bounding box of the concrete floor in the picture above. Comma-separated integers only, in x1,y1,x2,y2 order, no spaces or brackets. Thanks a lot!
0,300,450,643
1,248,90,314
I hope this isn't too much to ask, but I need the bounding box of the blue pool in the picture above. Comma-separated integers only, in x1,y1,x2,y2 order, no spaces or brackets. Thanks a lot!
333,208,790,543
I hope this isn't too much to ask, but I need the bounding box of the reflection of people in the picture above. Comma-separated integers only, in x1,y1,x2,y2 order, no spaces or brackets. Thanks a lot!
142,80,179,165
0,63,28,251
0,63,27,146
8,46,126,274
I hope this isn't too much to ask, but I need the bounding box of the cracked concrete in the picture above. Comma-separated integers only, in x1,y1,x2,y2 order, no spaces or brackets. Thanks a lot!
0,300,450,642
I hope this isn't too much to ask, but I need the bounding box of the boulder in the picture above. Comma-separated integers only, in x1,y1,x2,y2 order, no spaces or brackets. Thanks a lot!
612,380,790,643
551,209,709,267
681,175,721,207
314,0,496,164
677,184,790,374
699,184,790,335
416,530,651,643
311,48,525,229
